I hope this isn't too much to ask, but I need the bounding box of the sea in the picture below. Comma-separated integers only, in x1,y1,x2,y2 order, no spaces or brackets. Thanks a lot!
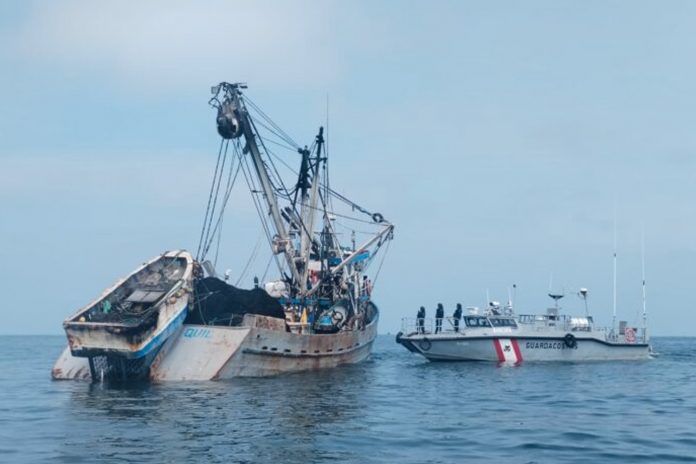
1,335,695,463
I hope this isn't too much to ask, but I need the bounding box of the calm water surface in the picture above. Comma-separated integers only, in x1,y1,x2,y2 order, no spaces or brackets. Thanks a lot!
0,335,695,463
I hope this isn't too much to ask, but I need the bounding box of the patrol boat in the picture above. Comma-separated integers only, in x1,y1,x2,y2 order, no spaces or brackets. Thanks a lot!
396,290,651,363
52,82,394,381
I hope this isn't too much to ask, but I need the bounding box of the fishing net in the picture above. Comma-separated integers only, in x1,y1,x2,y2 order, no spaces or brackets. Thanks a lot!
187,277,285,326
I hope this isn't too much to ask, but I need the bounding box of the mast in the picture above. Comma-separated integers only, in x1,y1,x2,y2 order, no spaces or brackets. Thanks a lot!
298,128,324,288
579,288,588,317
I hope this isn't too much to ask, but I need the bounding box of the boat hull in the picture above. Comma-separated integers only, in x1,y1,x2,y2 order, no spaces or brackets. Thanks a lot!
65,300,190,360
396,333,650,363
62,250,194,360
53,312,378,381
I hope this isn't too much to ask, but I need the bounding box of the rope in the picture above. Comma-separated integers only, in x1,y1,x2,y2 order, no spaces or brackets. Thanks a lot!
196,138,226,260
261,253,274,282
200,139,230,261
235,233,264,287
370,238,392,290
201,142,243,260
245,96,301,149
238,149,285,279
246,112,292,199
263,147,378,223
260,136,299,153
213,212,224,268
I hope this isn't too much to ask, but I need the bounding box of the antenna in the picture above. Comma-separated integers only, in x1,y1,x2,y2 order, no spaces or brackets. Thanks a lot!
325,93,329,159
641,227,648,342
612,208,617,335
505,284,515,315
578,287,589,317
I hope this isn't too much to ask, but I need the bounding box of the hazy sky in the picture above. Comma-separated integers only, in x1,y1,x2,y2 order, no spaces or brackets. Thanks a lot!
2,1,695,335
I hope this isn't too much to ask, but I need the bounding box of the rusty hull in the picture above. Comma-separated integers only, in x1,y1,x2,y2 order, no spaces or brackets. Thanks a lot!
54,311,379,381
219,314,378,377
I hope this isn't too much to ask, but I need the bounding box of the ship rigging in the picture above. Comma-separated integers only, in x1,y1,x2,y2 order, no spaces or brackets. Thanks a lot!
53,82,394,381
196,82,394,331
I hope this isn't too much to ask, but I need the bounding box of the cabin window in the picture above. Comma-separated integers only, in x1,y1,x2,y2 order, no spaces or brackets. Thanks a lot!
465,317,491,328
490,318,517,327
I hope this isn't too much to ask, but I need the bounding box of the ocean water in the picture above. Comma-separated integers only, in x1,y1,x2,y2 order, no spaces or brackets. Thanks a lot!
0,336,695,463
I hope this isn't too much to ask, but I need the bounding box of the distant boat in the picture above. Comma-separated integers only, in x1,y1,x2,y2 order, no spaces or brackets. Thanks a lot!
396,292,651,363
52,82,394,381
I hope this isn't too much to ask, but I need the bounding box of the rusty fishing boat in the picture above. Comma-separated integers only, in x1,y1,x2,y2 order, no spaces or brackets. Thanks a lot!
53,82,394,381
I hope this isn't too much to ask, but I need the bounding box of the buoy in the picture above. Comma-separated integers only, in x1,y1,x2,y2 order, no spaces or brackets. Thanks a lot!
564,333,577,349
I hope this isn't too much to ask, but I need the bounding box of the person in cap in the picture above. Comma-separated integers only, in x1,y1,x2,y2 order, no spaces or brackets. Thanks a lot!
435,303,444,334
453,303,463,332
416,306,426,334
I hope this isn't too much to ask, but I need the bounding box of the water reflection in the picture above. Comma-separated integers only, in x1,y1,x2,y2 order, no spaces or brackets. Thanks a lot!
60,361,374,463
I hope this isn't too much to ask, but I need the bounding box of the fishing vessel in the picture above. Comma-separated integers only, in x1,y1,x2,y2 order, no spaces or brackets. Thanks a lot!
397,280,651,363
53,82,394,381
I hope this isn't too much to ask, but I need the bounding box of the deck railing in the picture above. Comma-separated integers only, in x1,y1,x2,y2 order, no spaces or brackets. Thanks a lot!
400,317,465,334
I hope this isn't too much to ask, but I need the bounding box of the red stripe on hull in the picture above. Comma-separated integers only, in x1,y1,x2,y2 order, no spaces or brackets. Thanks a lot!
511,339,523,363
493,339,505,362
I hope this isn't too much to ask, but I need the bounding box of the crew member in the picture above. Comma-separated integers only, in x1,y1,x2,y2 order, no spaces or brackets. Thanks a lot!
416,306,426,334
363,275,373,297
435,303,444,334
453,303,463,332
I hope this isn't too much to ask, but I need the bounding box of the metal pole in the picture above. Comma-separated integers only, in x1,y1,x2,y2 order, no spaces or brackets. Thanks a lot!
641,229,648,343
237,94,302,286
612,215,617,336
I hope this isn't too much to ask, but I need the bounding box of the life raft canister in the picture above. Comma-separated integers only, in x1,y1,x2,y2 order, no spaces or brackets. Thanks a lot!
564,333,577,349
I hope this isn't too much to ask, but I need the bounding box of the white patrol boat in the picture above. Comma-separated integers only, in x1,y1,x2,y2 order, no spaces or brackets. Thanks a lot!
396,293,651,363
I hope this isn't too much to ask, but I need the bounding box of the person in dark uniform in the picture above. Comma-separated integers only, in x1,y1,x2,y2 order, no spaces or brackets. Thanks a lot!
435,303,444,334
416,306,426,334
453,303,463,332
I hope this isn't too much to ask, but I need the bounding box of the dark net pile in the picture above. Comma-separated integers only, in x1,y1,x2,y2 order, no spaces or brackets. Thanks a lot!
186,277,286,326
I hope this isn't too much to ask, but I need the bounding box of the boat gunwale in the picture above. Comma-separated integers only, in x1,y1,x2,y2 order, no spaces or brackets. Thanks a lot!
62,250,193,328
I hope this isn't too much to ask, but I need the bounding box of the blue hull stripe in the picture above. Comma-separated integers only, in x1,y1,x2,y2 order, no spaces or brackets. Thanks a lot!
127,305,188,359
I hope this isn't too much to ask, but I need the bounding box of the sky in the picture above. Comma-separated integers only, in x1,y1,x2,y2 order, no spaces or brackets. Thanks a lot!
1,0,696,335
